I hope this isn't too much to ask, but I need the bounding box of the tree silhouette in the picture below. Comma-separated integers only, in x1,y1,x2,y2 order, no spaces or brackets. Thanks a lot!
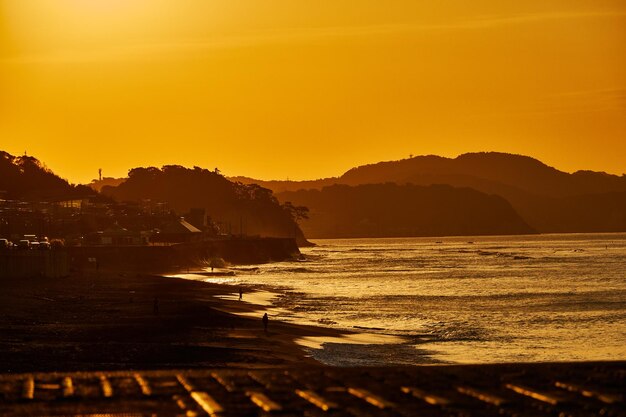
282,201,309,222
103,165,309,241
281,201,309,238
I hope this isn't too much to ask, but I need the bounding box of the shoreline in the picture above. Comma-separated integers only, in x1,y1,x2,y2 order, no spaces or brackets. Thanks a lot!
0,269,349,373
173,270,438,367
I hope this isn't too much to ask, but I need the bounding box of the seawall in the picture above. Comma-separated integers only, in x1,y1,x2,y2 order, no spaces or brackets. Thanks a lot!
0,250,69,279
68,237,300,272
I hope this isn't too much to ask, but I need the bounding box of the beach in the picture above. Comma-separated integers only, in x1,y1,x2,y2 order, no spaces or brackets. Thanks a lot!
0,270,345,373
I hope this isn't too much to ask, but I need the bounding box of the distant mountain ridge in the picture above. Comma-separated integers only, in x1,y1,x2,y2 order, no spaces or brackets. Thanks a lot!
340,153,626,198
230,176,339,194
236,152,626,235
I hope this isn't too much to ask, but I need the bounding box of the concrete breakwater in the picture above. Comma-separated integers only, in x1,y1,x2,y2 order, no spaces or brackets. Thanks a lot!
68,237,300,272
2,362,624,416
0,250,69,278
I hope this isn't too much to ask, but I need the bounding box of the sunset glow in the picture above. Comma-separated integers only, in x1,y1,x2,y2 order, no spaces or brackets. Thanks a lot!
1,1,625,407
1,0,625,183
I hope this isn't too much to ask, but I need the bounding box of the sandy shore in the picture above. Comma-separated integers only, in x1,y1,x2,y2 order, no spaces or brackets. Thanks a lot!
0,270,347,373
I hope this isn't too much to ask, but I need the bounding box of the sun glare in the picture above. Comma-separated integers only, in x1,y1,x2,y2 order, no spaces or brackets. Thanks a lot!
1,0,176,52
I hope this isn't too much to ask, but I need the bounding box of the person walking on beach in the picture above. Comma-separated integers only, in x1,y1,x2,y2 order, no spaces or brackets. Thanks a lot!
239,287,243,301
262,312,269,333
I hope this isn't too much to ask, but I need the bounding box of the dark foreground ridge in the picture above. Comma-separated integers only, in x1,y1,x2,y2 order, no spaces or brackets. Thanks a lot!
1,362,623,416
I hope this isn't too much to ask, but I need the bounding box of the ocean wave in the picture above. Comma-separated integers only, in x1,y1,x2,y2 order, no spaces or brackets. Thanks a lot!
420,319,497,342
475,250,533,260
345,247,421,253
353,325,386,331
308,342,438,367
229,266,260,273
282,267,317,273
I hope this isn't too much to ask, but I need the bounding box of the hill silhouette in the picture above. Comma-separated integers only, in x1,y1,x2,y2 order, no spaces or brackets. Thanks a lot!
0,151,92,200
237,152,626,234
340,153,626,197
101,165,308,244
279,183,533,238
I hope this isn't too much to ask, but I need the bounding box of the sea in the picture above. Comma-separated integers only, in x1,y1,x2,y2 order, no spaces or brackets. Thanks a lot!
184,233,626,366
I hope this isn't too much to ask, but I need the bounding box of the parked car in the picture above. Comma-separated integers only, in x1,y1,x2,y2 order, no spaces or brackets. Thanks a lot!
17,240,31,250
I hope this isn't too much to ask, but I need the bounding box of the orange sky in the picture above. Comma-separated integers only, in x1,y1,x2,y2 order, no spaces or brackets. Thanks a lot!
1,0,625,183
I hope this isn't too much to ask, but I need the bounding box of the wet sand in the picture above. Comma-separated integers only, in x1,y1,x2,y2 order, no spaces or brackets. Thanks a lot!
0,270,347,373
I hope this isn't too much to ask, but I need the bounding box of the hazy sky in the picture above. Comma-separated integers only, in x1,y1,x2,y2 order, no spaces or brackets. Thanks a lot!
1,1,624,183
